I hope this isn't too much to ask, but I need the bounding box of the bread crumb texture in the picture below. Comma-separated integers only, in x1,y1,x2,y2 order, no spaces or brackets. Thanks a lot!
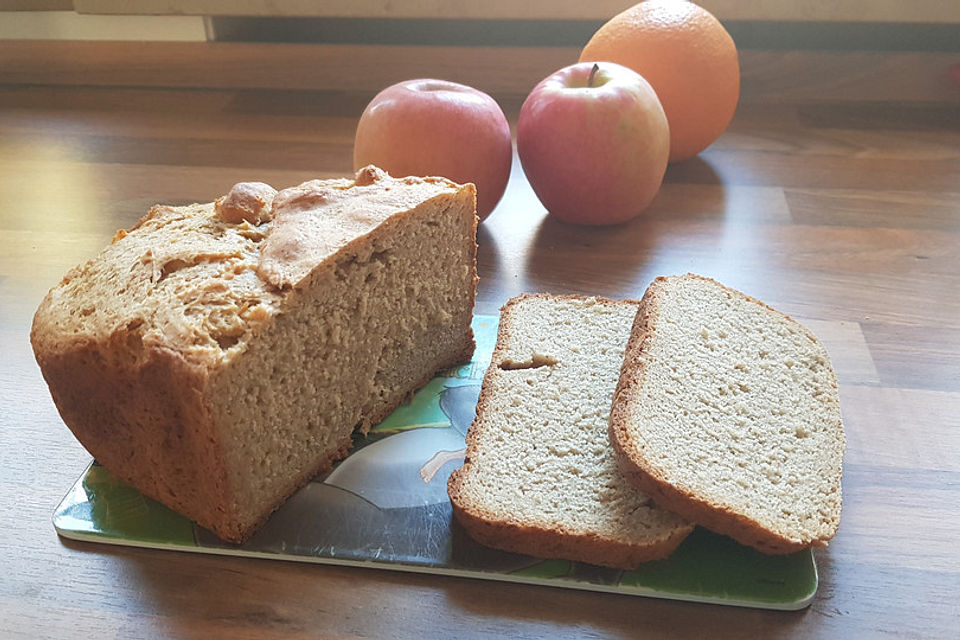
449,295,692,568
614,274,845,552
31,166,479,542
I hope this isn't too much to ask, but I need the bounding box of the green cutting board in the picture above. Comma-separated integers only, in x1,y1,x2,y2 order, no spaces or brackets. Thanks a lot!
53,315,817,610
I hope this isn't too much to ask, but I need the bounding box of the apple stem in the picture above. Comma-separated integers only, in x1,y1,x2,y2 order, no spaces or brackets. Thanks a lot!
588,63,600,88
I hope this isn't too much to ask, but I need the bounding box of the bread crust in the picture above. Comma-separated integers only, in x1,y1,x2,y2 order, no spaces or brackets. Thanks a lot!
448,293,693,570
30,307,237,538
447,478,691,568
609,274,845,554
33,170,479,544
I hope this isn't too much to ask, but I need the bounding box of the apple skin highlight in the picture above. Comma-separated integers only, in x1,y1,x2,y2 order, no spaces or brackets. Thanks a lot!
517,62,670,226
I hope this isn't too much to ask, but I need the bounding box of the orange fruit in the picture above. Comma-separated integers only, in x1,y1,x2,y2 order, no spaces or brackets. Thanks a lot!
579,0,739,162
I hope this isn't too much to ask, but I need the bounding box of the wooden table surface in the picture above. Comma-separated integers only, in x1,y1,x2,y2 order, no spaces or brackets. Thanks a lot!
1,46,959,639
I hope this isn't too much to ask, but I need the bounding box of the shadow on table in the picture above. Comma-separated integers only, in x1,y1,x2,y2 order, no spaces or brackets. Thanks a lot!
522,156,728,296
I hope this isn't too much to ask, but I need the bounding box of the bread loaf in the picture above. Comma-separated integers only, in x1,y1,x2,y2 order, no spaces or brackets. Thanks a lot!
448,294,693,569
32,166,478,543
610,274,845,553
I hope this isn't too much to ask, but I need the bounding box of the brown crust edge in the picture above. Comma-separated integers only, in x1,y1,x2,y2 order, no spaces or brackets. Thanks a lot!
33,177,480,545
609,273,845,555
447,293,693,570
29,314,241,540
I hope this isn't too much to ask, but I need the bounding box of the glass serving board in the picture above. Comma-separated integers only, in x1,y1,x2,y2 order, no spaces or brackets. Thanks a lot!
54,315,817,610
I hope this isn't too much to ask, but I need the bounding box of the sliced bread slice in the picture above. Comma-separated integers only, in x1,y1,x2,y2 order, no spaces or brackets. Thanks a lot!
447,294,693,569
610,274,845,554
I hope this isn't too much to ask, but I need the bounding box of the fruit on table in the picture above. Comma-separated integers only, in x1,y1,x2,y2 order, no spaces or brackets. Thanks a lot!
353,79,512,220
579,0,740,162
517,61,669,226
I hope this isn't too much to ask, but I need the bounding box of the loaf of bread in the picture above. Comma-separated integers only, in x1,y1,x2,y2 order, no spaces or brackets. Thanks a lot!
32,166,478,543
610,274,845,554
448,294,694,569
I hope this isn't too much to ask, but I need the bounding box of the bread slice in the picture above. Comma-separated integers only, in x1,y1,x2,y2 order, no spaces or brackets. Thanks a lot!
610,274,845,554
32,166,478,543
447,294,693,569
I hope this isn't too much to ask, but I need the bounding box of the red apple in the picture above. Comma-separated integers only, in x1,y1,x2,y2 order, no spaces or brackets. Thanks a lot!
517,62,670,225
353,79,512,220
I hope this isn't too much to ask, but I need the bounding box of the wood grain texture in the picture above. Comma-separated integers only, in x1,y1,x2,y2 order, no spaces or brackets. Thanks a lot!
0,41,958,102
1,45,959,639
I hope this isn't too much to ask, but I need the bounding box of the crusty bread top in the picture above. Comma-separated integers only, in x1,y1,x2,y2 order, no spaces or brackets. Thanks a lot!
610,274,845,553
449,294,693,568
31,166,468,369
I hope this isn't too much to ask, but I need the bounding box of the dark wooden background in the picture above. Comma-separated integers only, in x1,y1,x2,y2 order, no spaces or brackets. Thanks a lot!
1,37,958,638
